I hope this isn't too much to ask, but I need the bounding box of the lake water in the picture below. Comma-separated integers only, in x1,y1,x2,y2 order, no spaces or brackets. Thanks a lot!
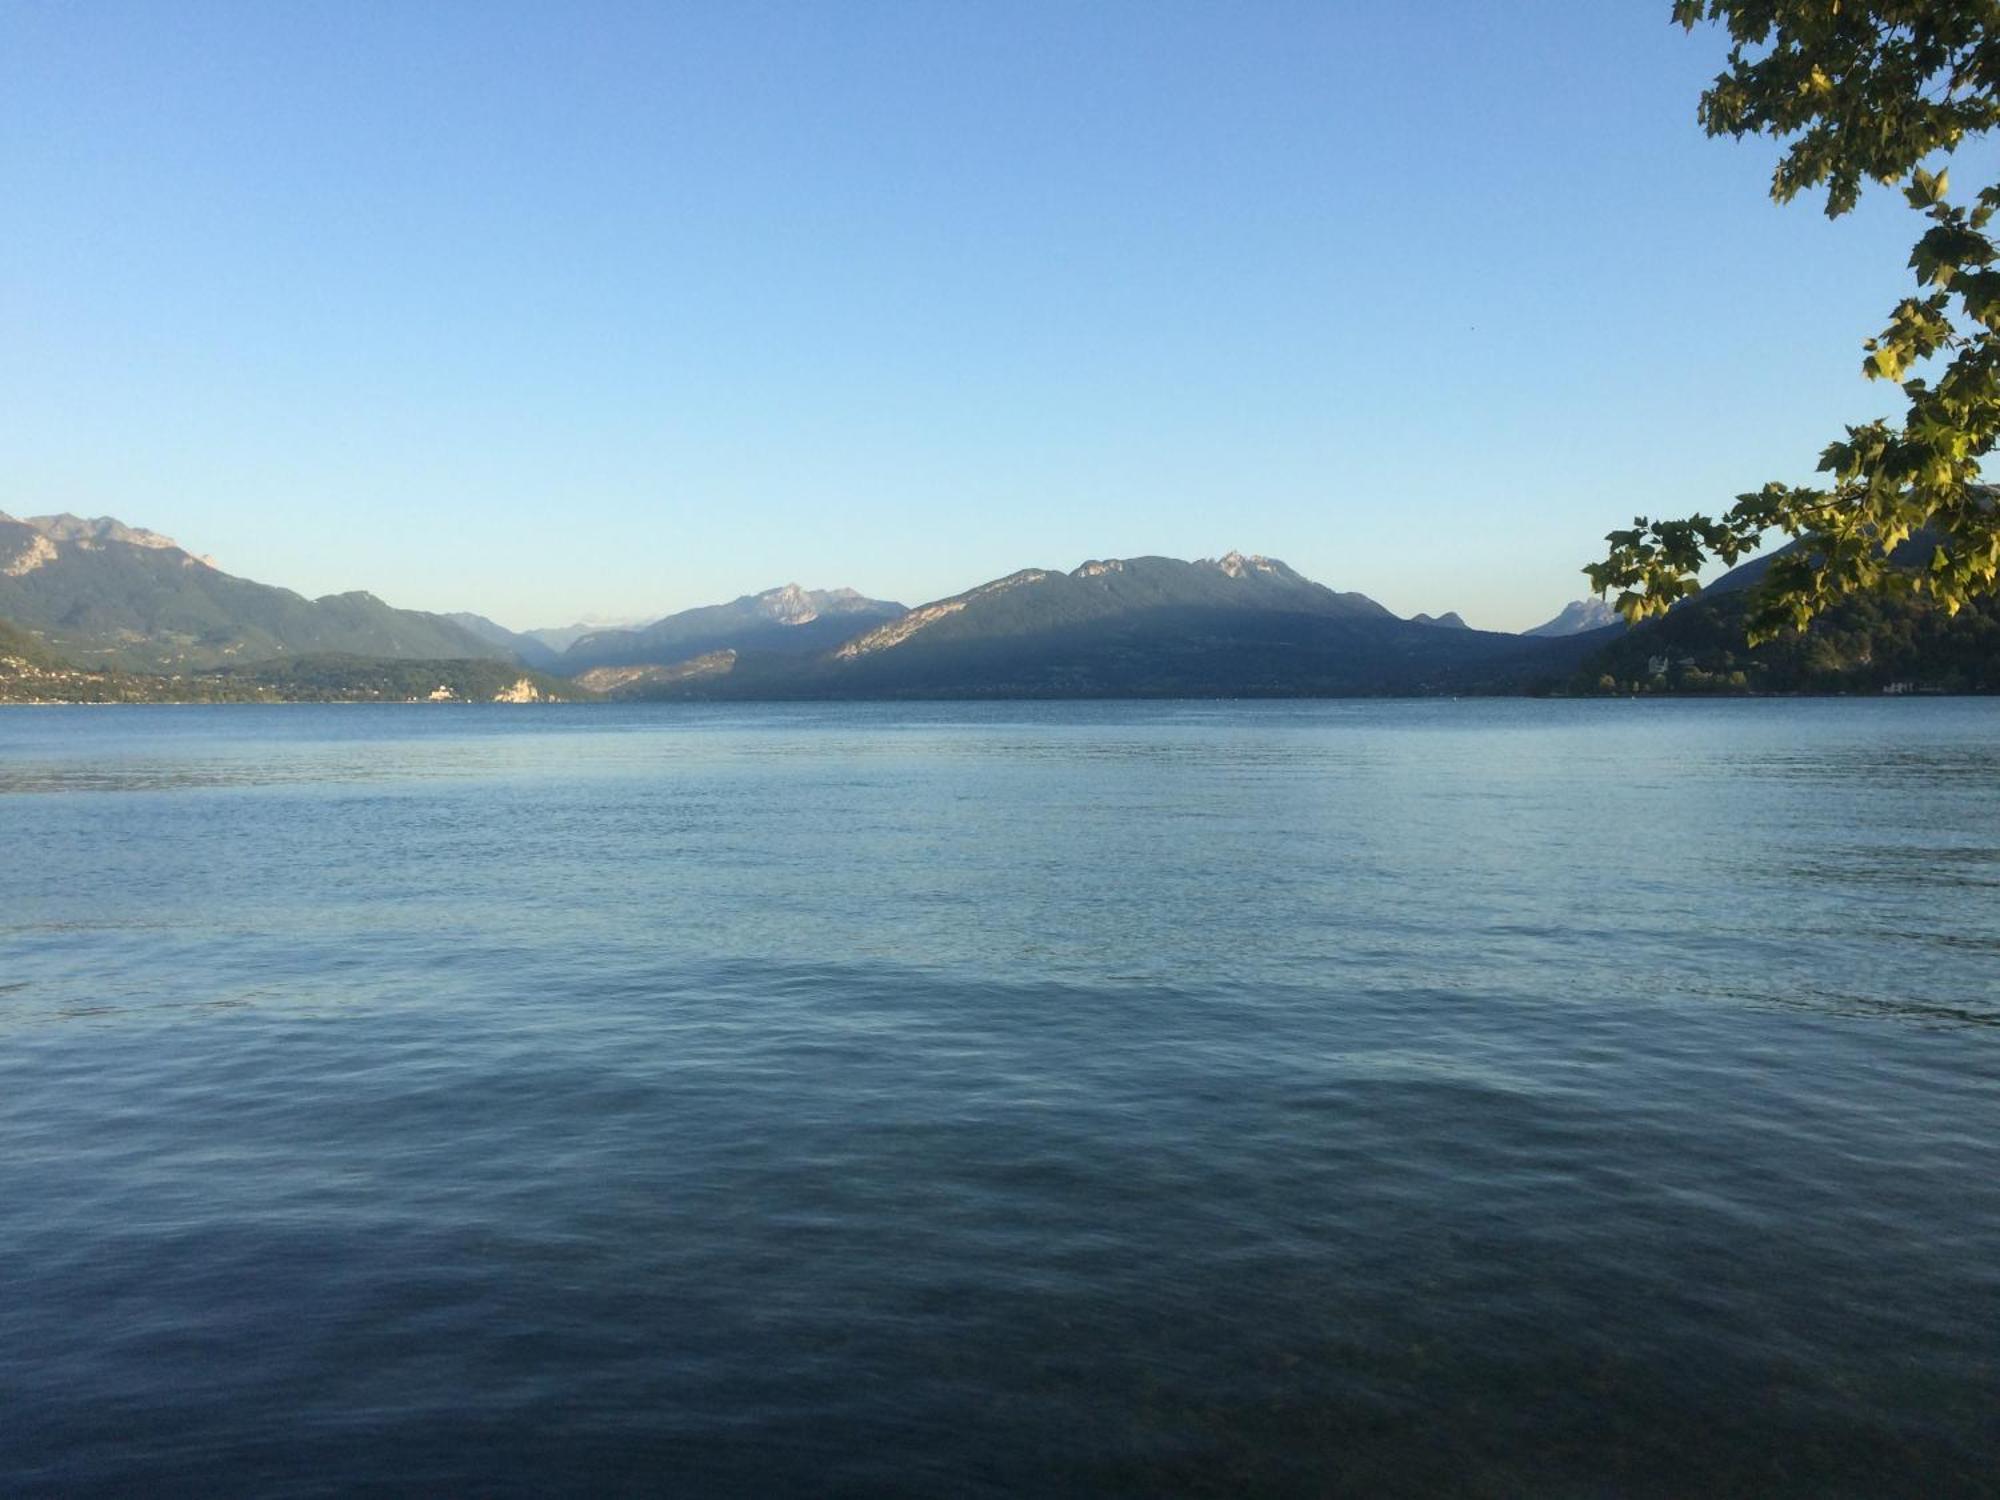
2,700,1996,1496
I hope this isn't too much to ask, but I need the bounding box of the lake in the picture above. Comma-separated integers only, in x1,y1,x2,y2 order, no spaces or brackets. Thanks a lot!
2,700,1996,1496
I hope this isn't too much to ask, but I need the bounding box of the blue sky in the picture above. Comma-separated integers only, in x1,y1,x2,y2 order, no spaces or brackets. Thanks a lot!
0,1,1966,630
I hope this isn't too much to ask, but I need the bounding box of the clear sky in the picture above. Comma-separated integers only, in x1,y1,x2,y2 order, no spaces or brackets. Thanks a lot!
0,1,1972,630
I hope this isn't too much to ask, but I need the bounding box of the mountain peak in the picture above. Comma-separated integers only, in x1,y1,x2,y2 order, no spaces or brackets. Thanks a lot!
557,583,907,672
746,582,903,628
758,583,820,624
25,513,189,553
4,512,218,570
1204,550,1297,581
1524,598,1623,638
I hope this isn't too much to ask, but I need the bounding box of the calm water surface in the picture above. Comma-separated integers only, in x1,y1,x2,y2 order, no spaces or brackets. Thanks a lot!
2,700,1996,1495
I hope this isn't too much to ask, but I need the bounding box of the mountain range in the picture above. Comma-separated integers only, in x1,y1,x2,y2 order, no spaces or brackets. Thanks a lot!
0,512,505,671
644,552,1598,699
560,585,907,672
440,612,664,670
5,507,1991,702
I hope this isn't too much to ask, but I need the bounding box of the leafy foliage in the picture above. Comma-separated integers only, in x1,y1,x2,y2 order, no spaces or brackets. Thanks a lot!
1589,2,2000,641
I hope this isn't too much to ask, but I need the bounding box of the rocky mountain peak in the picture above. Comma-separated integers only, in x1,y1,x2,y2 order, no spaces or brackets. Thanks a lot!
4,512,217,570
1206,550,1294,581
1524,598,1623,638
759,583,820,625
26,513,187,552
748,583,904,625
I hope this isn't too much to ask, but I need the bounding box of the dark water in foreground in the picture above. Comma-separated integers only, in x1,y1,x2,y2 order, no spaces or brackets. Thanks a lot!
2,700,1996,1496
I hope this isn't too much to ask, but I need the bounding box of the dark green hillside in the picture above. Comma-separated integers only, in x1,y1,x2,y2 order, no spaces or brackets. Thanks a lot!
0,513,509,671
1,618,260,701
0,616,59,667
1580,535,2000,694
1580,586,1999,694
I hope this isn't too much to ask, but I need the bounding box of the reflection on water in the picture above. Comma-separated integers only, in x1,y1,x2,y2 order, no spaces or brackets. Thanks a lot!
2,699,1997,1496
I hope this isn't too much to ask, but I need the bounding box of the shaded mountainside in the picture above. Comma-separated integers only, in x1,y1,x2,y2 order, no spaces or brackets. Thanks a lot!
560,584,904,672
442,612,565,671
526,619,654,655
1527,599,1623,638
833,552,1389,658
609,553,1601,700
0,513,508,671
572,652,738,696
1579,534,2000,693
1580,583,2000,693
